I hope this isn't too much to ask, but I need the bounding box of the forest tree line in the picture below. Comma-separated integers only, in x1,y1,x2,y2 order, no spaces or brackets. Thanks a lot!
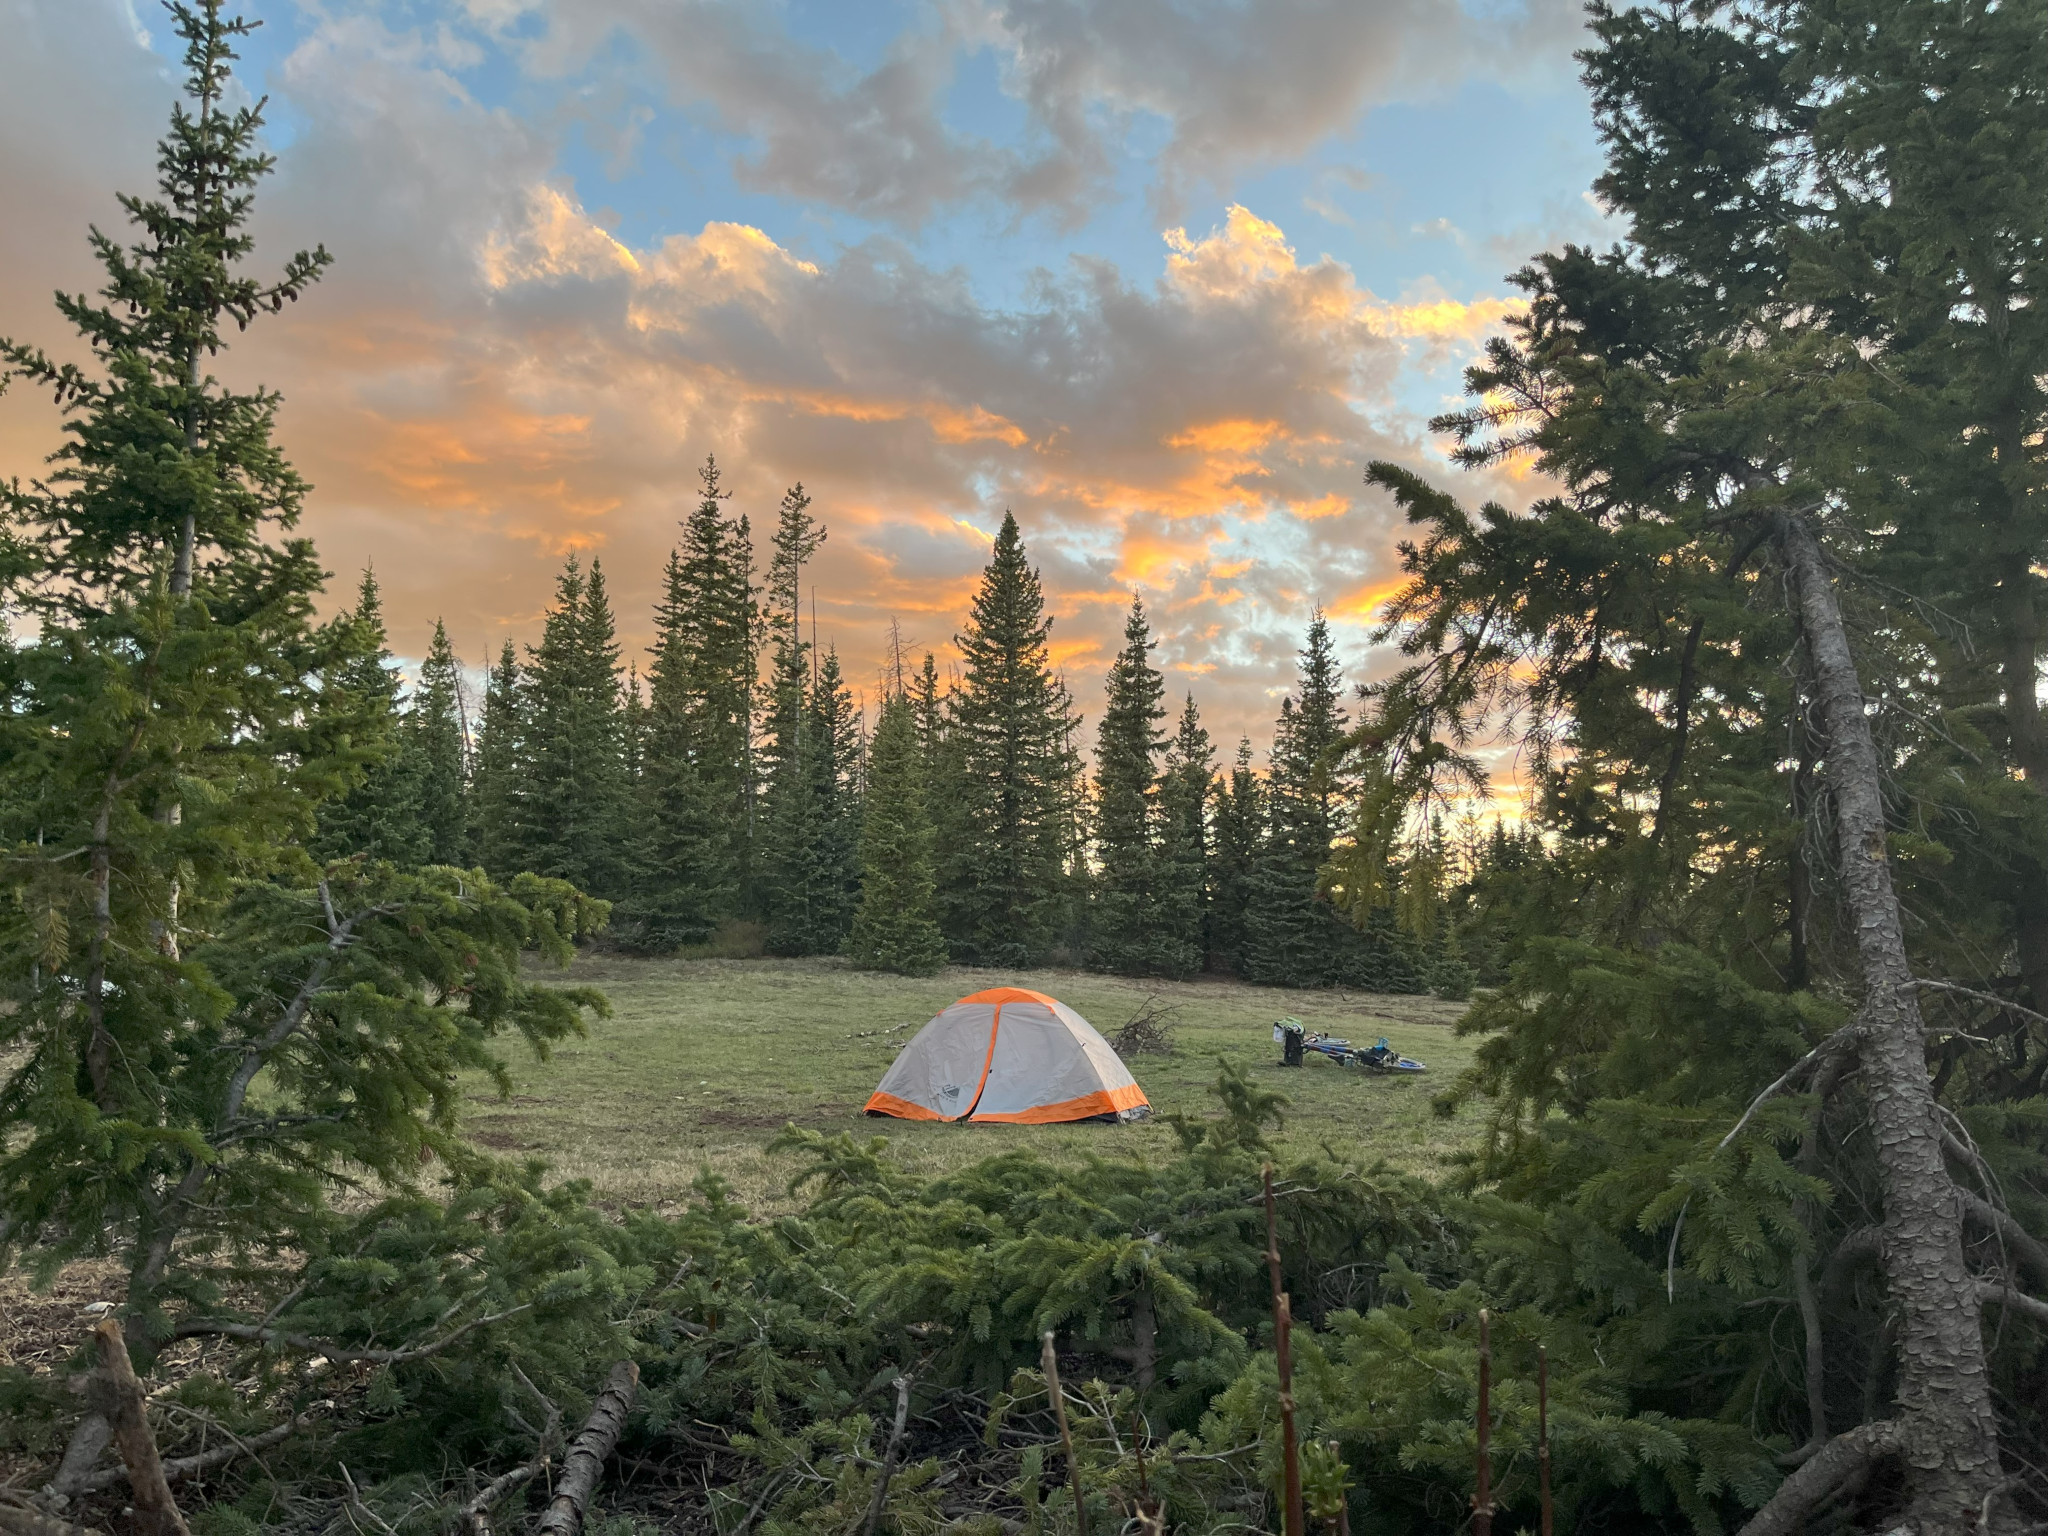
326,473,1487,992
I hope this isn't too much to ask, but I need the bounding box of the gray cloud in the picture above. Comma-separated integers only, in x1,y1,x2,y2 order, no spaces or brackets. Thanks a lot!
505,0,1583,229
516,0,1092,228
984,0,1586,221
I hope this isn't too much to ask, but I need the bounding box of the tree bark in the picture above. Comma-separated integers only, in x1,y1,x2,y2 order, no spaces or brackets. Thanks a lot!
1774,514,2005,1534
1740,1422,1902,1536
534,1361,637,1536
91,1320,190,1536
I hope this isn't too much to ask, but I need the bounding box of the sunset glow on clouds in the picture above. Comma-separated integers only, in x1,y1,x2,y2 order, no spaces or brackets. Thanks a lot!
0,0,1613,756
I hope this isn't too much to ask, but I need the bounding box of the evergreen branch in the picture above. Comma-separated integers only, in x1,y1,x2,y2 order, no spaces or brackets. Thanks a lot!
170,1303,532,1364
1666,1029,1862,1300
136,892,395,1292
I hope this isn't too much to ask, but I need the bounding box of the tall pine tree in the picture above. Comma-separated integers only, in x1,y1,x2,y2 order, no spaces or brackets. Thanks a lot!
848,688,947,974
410,617,469,867
628,457,756,946
1156,694,1213,976
518,556,630,896
469,640,529,879
1243,613,1416,987
1090,597,1172,974
758,484,832,954
806,646,864,950
1208,737,1264,974
311,571,427,866
940,513,1080,966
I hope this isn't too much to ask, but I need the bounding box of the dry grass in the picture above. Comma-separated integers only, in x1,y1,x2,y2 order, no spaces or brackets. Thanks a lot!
463,955,1484,1215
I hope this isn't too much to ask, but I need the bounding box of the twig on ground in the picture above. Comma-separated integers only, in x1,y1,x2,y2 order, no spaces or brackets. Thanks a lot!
860,1375,915,1536
1040,1334,1087,1536
339,1465,399,1536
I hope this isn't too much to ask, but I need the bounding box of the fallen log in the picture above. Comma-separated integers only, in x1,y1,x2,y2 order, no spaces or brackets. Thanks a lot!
92,1319,190,1536
535,1361,639,1536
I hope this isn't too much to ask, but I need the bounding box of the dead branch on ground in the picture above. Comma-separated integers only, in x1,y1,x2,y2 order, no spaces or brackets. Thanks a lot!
1111,997,1181,1058
535,1360,639,1536
91,1318,189,1536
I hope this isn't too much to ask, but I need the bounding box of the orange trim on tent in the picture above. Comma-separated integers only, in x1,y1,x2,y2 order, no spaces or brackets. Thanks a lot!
864,1091,945,1121
956,1002,1005,1120
955,986,1060,1006
970,1082,1150,1125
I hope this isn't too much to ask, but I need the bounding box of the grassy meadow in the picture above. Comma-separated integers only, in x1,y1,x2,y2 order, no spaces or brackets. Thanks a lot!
463,955,1486,1214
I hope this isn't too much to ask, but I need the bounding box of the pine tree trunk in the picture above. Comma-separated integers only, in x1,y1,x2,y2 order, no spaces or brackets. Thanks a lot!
1772,513,2005,1534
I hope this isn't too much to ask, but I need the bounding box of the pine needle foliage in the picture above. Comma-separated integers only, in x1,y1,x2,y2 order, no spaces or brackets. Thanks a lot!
848,691,947,974
942,513,1082,965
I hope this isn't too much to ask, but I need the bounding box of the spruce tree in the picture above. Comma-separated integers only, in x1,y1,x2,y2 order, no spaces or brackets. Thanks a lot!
311,571,428,866
519,556,630,896
681,459,758,909
411,617,470,867
0,6,606,1437
626,549,723,949
1156,694,1213,976
941,513,1080,966
620,660,646,786
758,484,829,954
1208,738,1264,974
1242,616,1396,987
1274,610,1347,847
848,690,948,974
629,457,757,944
469,640,530,879
807,647,864,950
1090,598,1170,974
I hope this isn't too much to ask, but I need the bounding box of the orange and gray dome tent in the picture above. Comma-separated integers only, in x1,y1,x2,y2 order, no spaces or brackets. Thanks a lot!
865,987,1149,1124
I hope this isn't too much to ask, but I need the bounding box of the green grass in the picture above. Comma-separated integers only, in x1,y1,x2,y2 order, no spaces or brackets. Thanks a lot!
463,955,1486,1214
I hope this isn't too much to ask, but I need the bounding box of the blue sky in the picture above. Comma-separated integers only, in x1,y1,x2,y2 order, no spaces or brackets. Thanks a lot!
1,0,1617,753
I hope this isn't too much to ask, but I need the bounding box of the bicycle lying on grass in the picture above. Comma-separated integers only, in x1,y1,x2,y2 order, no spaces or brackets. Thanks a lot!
1273,1019,1428,1073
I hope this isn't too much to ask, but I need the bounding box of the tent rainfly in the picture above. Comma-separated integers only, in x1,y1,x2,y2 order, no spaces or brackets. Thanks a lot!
864,987,1149,1124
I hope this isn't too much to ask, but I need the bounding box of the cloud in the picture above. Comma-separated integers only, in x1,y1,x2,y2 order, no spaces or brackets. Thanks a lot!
516,0,1087,228
0,3,1535,753
983,0,1586,221
505,0,1584,229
